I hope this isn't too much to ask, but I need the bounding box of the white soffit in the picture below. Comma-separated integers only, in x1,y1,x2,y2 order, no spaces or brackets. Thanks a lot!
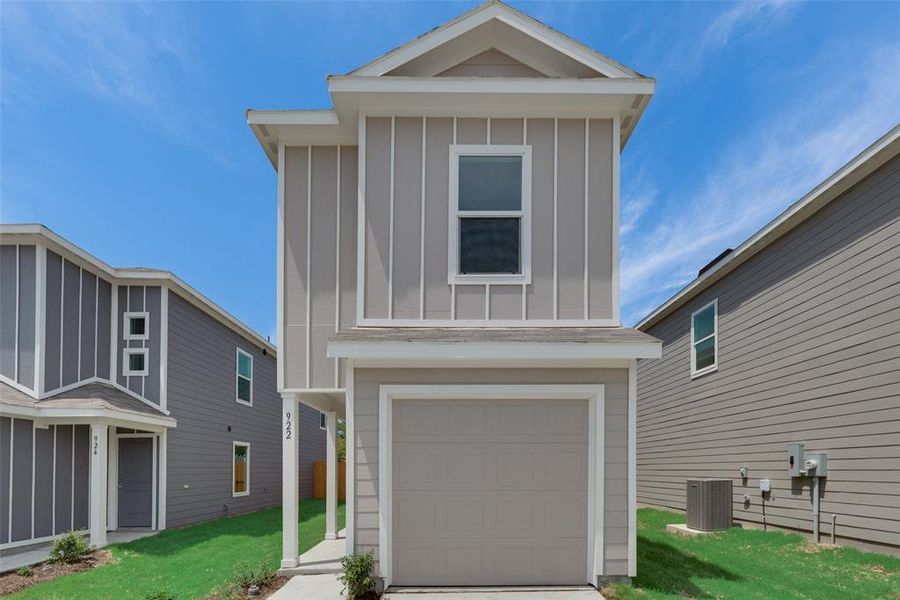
327,341,663,363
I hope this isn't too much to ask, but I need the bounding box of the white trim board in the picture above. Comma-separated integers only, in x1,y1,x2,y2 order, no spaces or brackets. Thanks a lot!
377,383,605,588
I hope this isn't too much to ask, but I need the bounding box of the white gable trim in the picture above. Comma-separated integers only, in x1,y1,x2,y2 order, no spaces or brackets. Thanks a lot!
349,1,638,79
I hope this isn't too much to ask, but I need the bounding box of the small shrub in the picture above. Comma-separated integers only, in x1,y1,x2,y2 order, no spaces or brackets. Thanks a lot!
339,551,376,600
232,559,276,589
49,532,91,564
143,591,177,600
16,566,33,577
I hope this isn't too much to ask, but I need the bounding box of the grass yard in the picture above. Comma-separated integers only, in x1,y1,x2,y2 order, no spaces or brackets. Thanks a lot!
609,508,900,600
11,500,344,600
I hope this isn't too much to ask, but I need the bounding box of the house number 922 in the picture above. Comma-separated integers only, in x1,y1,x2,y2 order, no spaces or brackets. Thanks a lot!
285,412,292,440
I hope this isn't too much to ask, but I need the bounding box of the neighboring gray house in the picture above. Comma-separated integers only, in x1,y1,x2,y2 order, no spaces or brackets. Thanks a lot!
248,0,661,588
635,125,900,554
0,224,325,556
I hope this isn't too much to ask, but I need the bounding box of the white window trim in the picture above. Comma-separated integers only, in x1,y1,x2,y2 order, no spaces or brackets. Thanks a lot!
236,348,253,406
122,348,149,377
232,441,250,497
123,311,150,341
447,144,532,285
690,298,719,379
319,411,327,431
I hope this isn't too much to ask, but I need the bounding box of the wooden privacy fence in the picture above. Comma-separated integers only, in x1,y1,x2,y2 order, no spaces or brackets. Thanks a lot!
313,461,346,500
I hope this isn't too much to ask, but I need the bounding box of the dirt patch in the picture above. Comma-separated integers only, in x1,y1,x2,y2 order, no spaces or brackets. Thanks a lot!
355,592,381,600
256,575,290,598
0,550,115,595
801,542,838,553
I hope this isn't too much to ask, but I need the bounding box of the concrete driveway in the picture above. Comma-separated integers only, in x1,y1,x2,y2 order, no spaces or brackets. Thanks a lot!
384,587,603,599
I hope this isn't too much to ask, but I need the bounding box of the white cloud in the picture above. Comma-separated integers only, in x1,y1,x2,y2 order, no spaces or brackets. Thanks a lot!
704,0,793,49
621,41,900,325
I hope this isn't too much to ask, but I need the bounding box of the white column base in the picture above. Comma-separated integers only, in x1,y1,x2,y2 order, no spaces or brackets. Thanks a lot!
282,393,299,569
325,410,338,541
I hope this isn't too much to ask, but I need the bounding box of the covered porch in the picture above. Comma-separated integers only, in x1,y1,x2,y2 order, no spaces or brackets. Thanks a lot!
280,389,345,572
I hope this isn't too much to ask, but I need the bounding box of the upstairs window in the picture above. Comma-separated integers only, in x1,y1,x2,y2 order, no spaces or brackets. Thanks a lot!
691,299,718,378
233,442,249,497
123,312,149,341
122,348,148,376
236,348,253,405
449,146,531,285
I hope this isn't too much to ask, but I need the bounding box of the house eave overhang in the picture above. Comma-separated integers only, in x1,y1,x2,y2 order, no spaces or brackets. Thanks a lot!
248,76,654,166
327,340,662,366
636,123,900,332
0,401,177,430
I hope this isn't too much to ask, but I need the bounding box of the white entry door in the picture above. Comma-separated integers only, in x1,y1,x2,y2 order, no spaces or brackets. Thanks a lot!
391,396,589,586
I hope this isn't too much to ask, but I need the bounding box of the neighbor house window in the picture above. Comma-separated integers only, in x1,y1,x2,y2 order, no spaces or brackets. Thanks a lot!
122,348,149,376
319,411,327,430
691,299,718,377
448,145,531,284
233,442,249,497
123,312,149,341
236,348,253,405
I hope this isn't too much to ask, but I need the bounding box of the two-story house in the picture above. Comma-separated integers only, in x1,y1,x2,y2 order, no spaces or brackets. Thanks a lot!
248,0,661,589
0,224,325,558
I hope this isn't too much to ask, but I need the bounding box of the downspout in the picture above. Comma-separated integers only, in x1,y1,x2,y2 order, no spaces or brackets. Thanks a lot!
812,476,820,544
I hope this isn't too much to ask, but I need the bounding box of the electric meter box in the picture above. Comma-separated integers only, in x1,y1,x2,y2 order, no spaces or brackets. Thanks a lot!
788,443,805,477
804,452,828,477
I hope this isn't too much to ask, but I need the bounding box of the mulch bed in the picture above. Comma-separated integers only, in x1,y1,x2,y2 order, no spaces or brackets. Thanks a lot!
0,550,115,596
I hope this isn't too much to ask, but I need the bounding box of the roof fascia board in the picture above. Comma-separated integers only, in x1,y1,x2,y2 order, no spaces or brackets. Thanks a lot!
329,76,654,95
350,2,636,79
637,125,900,331
247,109,340,126
0,225,276,354
0,401,177,429
327,340,662,361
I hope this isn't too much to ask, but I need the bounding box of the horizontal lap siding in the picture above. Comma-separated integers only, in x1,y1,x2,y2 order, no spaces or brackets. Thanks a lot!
362,116,615,323
352,367,630,576
166,293,285,527
636,155,900,552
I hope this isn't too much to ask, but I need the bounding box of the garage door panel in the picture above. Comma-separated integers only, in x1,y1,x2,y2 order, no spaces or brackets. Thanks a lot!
392,396,590,586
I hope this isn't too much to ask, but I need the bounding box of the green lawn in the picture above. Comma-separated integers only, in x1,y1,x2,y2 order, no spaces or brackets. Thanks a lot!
609,508,900,600
12,500,345,600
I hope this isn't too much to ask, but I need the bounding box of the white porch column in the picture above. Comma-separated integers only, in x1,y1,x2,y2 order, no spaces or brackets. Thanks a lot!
281,393,299,569
325,410,338,540
89,423,109,548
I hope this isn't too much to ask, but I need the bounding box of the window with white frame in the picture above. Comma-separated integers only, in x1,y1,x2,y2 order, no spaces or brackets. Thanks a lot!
236,348,253,405
122,348,149,376
319,411,327,430
232,442,249,497
691,299,718,377
123,312,149,341
448,145,531,284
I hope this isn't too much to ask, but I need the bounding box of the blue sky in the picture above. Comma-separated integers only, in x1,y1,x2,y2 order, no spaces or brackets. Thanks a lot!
2,1,899,336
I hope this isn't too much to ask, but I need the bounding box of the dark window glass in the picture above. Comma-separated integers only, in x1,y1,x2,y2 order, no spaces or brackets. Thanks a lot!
129,317,146,337
694,337,716,370
459,218,520,274
458,156,522,211
692,306,715,342
128,352,145,372
237,377,251,402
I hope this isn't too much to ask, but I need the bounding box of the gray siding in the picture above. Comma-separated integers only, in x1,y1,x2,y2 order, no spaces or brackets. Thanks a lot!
636,154,900,551
43,251,113,394
0,420,89,544
166,293,324,528
116,285,162,405
352,367,631,577
0,245,37,389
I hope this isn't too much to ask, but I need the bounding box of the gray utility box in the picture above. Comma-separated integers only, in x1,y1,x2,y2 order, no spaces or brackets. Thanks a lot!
686,479,733,531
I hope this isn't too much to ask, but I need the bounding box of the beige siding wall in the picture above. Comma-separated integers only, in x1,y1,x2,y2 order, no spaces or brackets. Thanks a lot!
636,155,900,552
362,116,616,323
352,367,632,576
282,145,358,390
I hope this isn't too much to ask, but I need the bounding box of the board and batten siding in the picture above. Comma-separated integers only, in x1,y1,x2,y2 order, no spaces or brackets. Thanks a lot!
361,116,616,324
0,245,37,390
165,292,324,527
0,418,90,545
115,285,162,405
352,367,631,576
43,250,113,394
636,154,900,552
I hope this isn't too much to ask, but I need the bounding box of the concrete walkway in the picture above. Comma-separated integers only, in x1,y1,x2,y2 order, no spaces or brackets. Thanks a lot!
0,530,157,572
384,587,602,599
279,528,346,576
270,573,344,600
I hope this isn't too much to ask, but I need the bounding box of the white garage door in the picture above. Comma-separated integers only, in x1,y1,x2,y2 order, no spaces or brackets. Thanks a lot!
392,397,589,586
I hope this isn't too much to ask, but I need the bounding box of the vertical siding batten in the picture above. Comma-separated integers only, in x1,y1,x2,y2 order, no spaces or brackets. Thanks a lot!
356,116,367,324
584,119,590,320
388,117,395,319
14,246,19,383
419,117,427,320
6,418,12,542
451,117,457,320
553,118,559,320
336,145,342,387
307,146,312,388
277,143,286,390
611,118,621,324
522,117,528,320
51,425,56,535
31,422,35,538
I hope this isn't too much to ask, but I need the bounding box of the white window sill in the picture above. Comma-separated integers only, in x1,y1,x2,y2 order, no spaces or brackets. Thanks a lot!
691,365,718,379
232,491,250,498
236,399,253,407
449,273,531,285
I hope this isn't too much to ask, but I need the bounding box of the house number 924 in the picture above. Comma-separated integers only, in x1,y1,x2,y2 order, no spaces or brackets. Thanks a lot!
93,435,99,455
285,412,292,440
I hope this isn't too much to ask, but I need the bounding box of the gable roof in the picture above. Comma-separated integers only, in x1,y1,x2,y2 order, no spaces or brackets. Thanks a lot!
636,124,900,332
0,224,276,355
348,0,642,79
